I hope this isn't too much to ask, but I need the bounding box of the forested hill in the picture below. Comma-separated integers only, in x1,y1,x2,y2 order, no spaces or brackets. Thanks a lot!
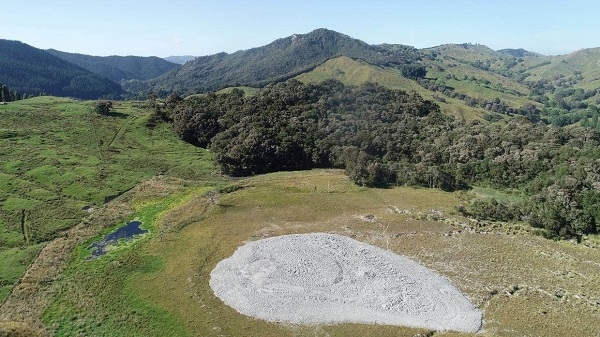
46,49,180,82
133,28,422,95
163,55,197,64
169,79,600,239
126,28,600,130
0,40,123,99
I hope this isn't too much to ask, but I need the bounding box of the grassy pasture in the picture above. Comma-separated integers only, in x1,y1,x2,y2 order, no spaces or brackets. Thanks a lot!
0,96,217,303
294,56,494,121
18,169,599,337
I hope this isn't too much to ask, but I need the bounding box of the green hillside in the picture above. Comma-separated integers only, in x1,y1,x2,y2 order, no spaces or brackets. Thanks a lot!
294,56,485,120
135,28,421,95
417,43,600,126
0,96,219,302
0,40,123,99
295,56,420,89
120,29,600,128
521,47,600,98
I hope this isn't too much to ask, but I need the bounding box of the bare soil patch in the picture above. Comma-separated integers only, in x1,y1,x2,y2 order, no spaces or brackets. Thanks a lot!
210,233,482,333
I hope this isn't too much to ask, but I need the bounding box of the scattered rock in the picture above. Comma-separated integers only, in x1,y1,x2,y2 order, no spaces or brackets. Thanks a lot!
357,214,376,222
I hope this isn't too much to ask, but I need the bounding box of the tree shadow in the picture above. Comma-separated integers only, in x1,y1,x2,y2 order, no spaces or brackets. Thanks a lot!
105,111,128,118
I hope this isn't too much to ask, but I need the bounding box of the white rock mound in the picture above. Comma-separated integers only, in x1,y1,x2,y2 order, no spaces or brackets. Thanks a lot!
209,233,482,333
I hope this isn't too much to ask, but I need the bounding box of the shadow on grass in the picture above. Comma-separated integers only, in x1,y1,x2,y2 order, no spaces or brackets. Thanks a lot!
104,111,128,118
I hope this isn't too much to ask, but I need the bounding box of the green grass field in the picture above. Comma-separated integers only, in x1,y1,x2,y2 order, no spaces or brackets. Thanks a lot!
0,96,219,303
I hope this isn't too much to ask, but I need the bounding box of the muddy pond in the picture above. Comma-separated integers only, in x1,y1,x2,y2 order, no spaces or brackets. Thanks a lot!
87,220,148,258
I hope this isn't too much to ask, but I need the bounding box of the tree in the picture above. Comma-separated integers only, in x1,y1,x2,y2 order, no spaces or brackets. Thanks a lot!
1,85,10,102
146,91,158,108
400,64,427,80
94,100,113,115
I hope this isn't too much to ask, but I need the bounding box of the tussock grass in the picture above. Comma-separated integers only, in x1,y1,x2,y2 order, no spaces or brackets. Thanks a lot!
469,186,524,203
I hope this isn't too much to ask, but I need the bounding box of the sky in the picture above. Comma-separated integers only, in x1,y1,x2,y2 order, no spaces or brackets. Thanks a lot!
2,0,598,57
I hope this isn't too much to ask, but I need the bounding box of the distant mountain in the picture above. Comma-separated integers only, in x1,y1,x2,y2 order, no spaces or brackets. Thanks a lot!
0,40,123,99
163,55,196,64
497,48,539,57
134,28,422,95
121,28,600,128
46,49,180,82
290,39,600,125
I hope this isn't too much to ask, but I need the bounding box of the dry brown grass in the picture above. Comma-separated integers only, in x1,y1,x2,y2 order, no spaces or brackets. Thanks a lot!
0,320,49,337
6,170,600,336
133,169,600,336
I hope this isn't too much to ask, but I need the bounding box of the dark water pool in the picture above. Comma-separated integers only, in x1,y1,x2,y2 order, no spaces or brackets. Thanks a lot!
87,220,148,258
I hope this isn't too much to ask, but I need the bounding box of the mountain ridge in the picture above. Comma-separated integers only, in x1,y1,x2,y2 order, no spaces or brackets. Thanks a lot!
164,55,197,64
46,49,180,82
130,28,422,95
0,39,123,99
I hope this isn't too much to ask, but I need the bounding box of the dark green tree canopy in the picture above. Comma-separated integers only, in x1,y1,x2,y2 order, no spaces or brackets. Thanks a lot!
172,79,600,239
94,100,113,115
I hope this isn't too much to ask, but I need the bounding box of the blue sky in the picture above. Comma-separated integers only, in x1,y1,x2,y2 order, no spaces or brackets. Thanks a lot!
2,0,598,57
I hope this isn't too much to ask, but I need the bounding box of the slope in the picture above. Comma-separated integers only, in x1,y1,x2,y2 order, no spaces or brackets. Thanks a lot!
294,53,533,120
0,96,218,303
523,47,600,91
47,49,180,82
295,56,419,89
140,29,599,126
0,40,123,99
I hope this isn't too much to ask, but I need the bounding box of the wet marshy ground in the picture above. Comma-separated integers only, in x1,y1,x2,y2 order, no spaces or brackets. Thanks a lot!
87,220,148,258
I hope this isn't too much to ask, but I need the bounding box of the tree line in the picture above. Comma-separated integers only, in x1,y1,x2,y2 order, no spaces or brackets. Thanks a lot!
0,83,24,102
169,80,600,239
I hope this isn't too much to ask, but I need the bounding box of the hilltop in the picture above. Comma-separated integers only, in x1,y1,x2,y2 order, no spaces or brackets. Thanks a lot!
4,29,600,127
117,29,599,127
163,55,197,64
131,28,422,95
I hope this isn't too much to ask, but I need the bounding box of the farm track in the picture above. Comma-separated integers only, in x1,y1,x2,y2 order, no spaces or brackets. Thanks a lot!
108,115,138,148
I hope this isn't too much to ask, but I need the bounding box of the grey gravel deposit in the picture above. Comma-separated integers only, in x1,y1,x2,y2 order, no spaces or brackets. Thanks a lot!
209,233,482,333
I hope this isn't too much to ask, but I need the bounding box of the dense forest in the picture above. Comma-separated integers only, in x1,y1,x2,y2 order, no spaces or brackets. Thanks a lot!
46,49,180,82
0,39,123,99
169,80,600,239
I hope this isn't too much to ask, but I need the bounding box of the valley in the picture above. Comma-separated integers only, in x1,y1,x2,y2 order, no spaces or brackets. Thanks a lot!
0,28,599,336
2,170,598,336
